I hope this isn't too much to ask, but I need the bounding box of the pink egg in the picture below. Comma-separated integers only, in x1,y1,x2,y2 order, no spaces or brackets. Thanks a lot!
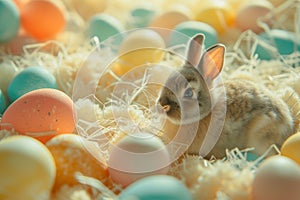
235,0,273,33
252,155,300,200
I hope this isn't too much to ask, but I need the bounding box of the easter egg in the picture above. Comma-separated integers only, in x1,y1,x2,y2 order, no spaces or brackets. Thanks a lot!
119,175,192,200
87,14,124,42
255,29,300,60
149,9,189,41
71,0,108,20
112,29,165,76
7,66,57,102
281,132,300,165
21,0,66,40
236,0,273,33
0,135,56,200
130,6,156,28
1,88,75,143
0,61,18,94
108,133,170,187
169,21,217,48
195,1,234,33
252,155,300,200
4,30,36,55
0,0,20,43
0,89,7,114
46,134,109,191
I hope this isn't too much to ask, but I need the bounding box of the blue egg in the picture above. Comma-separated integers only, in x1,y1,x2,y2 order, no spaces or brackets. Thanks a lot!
0,89,7,114
7,66,57,102
0,0,20,43
130,7,156,28
119,175,192,200
169,21,218,48
87,14,124,43
255,29,300,60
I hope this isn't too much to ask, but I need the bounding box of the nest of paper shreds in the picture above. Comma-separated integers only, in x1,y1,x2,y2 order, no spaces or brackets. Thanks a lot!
1,0,300,200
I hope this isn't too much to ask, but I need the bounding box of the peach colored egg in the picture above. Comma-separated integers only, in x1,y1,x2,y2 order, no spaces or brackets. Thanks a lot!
0,135,56,200
1,88,75,143
46,134,109,191
235,0,273,33
252,155,300,200
21,0,66,40
149,9,189,41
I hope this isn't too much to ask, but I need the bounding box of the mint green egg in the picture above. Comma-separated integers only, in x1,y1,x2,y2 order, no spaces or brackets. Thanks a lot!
0,0,20,43
87,14,124,42
255,29,300,60
119,175,192,200
169,21,218,48
7,66,57,102
130,7,156,28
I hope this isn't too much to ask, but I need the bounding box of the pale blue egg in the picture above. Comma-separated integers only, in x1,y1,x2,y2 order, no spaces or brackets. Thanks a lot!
87,14,124,42
0,0,20,43
7,66,57,102
169,21,218,48
119,175,192,200
130,7,156,28
255,29,300,60
0,89,7,114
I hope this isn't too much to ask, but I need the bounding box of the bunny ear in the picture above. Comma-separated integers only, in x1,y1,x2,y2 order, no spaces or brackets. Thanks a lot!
198,44,225,80
186,34,205,67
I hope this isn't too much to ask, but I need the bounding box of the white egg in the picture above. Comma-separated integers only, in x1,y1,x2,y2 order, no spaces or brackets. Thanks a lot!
108,132,170,187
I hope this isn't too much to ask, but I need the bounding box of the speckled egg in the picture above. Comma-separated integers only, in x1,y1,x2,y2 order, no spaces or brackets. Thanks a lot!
1,88,75,143
46,134,109,191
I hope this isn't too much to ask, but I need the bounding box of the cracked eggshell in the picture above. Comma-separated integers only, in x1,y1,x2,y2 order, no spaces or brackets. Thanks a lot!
1,88,75,143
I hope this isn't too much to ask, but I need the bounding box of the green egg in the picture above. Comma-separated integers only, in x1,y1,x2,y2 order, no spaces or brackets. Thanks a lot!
119,175,192,200
0,0,20,43
7,66,57,102
169,21,218,48
87,14,124,42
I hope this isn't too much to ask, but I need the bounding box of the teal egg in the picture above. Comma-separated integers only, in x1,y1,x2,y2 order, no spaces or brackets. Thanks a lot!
119,175,192,200
130,7,156,28
0,0,20,43
87,14,124,42
169,21,218,48
255,29,300,60
0,89,7,114
7,66,57,102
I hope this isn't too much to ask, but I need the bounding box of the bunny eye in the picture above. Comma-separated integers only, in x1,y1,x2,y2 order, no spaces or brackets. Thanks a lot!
184,88,194,98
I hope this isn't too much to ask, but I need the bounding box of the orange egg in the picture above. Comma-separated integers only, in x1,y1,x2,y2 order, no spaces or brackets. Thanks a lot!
1,88,75,143
21,0,66,40
46,134,109,191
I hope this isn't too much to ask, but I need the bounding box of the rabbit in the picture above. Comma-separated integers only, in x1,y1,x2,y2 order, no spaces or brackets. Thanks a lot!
157,34,295,158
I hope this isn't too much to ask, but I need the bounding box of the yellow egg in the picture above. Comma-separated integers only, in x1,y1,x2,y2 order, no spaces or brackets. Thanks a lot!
195,0,235,33
281,132,300,165
252,155,300,200
46,134,109,192
112,29,165,76
0,135,56,200
70,0,108,20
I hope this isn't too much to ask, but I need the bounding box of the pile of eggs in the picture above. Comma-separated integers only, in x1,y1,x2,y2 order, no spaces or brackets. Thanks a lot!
0,0,300,200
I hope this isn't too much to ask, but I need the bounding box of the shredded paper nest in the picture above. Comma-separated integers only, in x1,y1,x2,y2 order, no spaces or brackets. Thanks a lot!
1,0,300,200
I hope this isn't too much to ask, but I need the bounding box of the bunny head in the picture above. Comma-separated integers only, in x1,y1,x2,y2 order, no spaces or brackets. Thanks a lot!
158,34,225,124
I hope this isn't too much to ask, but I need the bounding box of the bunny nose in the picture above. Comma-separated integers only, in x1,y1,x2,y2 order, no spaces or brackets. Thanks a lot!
158,96,171,112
